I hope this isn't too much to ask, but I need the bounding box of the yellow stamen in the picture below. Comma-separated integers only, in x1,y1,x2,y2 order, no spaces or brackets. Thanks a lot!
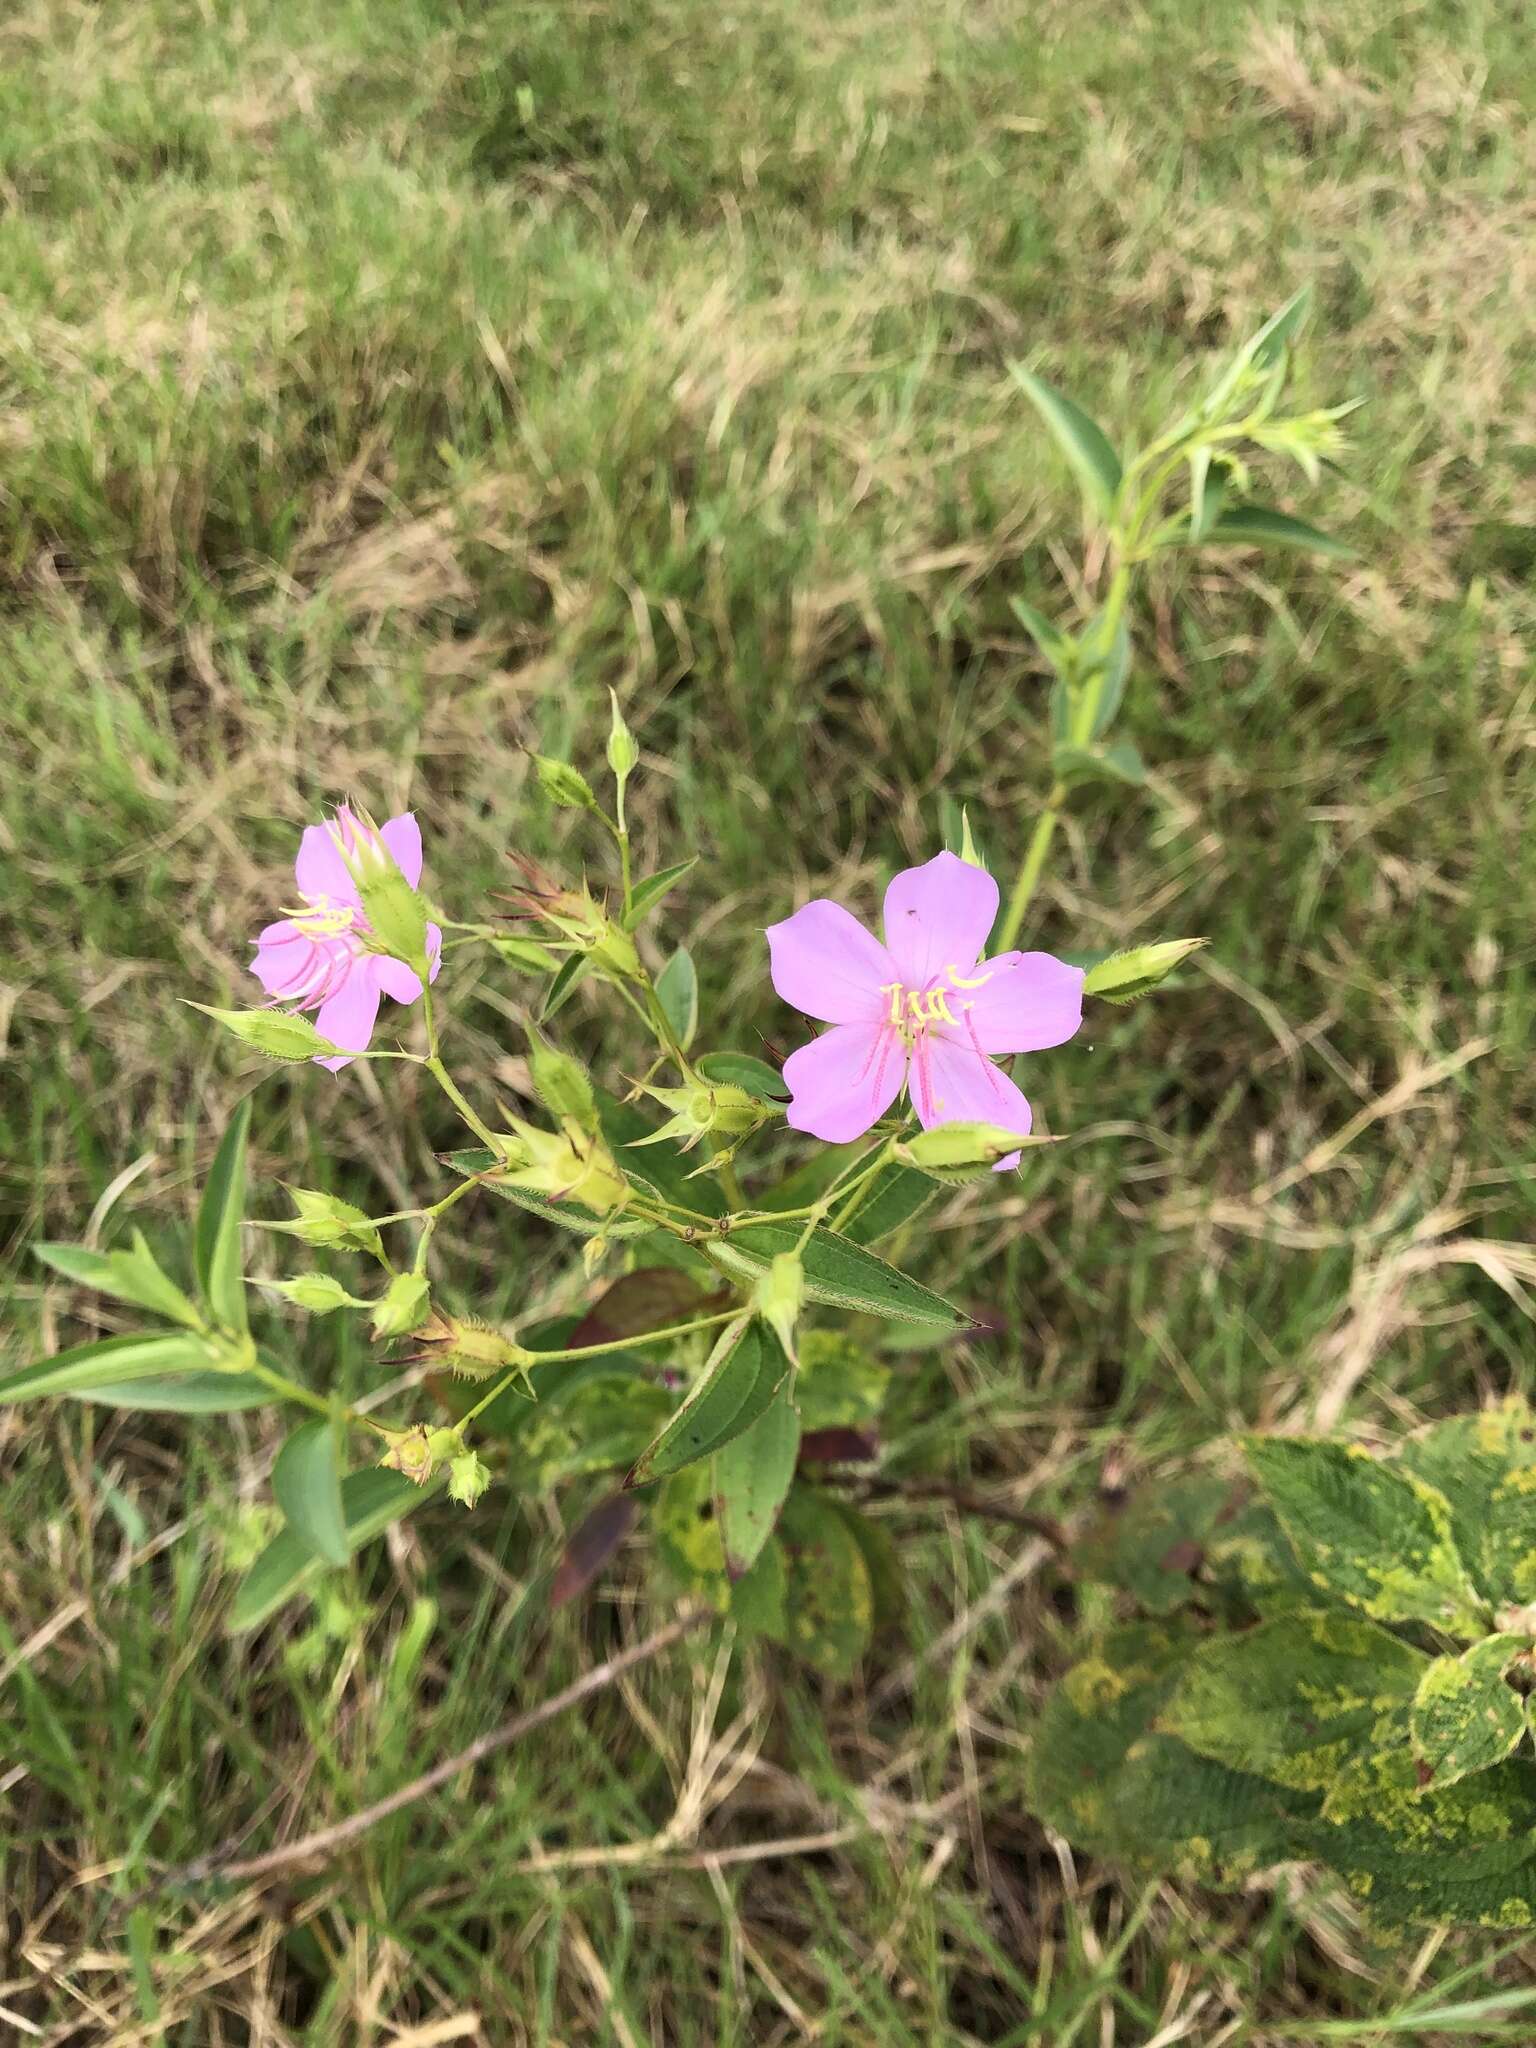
945,963,992,990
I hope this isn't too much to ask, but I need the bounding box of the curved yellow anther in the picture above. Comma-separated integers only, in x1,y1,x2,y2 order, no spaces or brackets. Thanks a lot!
945,963,993,990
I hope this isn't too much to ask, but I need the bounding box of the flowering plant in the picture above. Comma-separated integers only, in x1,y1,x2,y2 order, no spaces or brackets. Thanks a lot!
30,294,1518,1928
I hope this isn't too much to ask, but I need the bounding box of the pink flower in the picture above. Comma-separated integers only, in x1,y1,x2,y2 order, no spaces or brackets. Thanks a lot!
766,851,1083,1167
249,809,442,1071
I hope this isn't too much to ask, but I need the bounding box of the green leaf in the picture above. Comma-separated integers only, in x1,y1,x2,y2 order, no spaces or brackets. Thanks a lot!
1025,1621,1313,1878
1008,365,1123,518
35,1233,204,1329
624,857,697,929
1202,504,1353,558
272,1418,349,1568
1398,1399,1536,1610
694,1051,789,1102
1052,739,1146,789
1412,1635,1529,1788
1246,284,1313,371
1245,1436,1487,1636
796,1330,889,1431
1083,614,1131,739
1083,938,1207,1005
444,1146,653,1241
195,1101,251,1335
0,1332,220,1403
72,1371,275,1412
730,1537,789,1641
838,1162,939,1247
778,1485,874,1678
541,952,591,1022
655,946,699,1051
519,1375,672,1487
228,1469,432,1631
653,1461,730,1611
1163,1611,1424,1793
1187,448,1235,543
706,1220,963,1330
715,1377,800,1579
828,1500,906,1632
1079,1473,1239,1614
1008,595,1075,677
629,1319,792,1486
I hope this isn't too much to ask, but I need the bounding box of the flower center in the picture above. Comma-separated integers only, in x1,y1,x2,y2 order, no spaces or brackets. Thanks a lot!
878,963,992,1044
286,891,360,940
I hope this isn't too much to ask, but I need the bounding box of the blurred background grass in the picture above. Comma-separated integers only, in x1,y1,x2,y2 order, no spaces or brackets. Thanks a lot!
3,0,1534,2038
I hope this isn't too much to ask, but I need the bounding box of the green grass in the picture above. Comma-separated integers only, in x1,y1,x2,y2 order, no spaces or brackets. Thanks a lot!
3,0,1535,2035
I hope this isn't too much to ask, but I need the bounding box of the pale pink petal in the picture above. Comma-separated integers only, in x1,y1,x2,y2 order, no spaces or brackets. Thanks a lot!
767,900,897,1025
883,852,999,989
375,956,423,1004
782,1023,906,1142
910,1032,1032,1170
380,813,423,888
313,969,381,1072
949,951,1085,1055
294,823,361,909
251,930,320,1000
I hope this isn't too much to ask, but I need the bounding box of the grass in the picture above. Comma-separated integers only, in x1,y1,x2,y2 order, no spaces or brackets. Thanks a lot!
3,0,1535,2036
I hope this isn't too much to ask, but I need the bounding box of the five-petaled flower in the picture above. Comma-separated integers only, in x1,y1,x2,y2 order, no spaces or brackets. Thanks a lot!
766,851,1083,1165
250,809,442,1070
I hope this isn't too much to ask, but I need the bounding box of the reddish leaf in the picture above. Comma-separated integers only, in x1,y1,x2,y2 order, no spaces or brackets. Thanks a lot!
550,1494,639,1608
798,1426,880,1466
566,1269,709,1349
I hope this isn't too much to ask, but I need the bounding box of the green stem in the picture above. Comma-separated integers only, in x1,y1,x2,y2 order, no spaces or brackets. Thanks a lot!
243,1356,391,1439
456,1307,742,1429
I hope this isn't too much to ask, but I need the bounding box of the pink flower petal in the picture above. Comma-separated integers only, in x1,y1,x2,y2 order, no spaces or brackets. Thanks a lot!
313,968,382,1071
767,900,897,1025
374,956,424,1004
883,852,999,990
294,823,361,909
250,930,320,1000
380,813,424,888
949,951,1084,1055
781,1023,906,1142
909,1032,1032,1170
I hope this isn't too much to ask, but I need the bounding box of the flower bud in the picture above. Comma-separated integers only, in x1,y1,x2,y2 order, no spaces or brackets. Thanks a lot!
498,1116,630,1217
632,1080,766,1154
267,1187,384,1258
606,689,640,782
191,1003,344,1063
754,1251,805,1364
448,1447,492,1507
898,1121,1041,1171
370,1270,431,1340
532,754,598,811
264,1273,366,1315
529,1044,597,1130
409,1310,534,1381
379,1422,466,1485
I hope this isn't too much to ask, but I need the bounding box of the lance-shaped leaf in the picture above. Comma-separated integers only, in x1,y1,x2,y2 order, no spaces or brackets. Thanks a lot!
35,1234,203,1330
1202,504,1352,558
694,1051,789,1102
272,1417,349,1567
73,1371,276,1413
1008,365,1123,517
1411,1635,1530,1788
228,1469,434,1632
655,946,699,1050
837,1161,939,1246
1245,1436,1487,1637
0,1332,221,1403
623,857,697,930
715,1377,800,1579
541,952,591,1022
628,1319,791,1487
1052,739,1146,789
195,1100,252,1334
706,1220,963,1330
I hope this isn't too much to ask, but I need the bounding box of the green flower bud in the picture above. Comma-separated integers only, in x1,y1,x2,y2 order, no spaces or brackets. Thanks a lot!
755,1251,805,1364
1082,938,1206,1005
529,1044,597,1130
898,1121,1041,1171
264,1273,366,1315
370,1270,431,1340
266,1187,385,1258
410,1311,534,1381
606,689,640,784
190,1003,344,1063
448,1448,492,1508
532,754,598,811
